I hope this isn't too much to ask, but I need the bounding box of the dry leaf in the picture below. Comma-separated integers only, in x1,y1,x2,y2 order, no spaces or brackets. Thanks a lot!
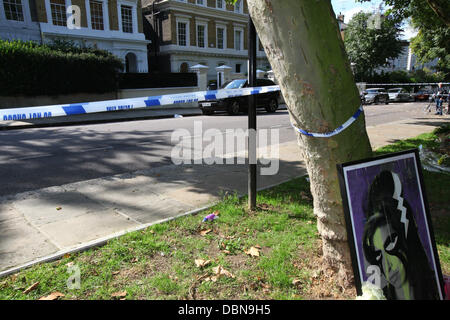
244,246,261,257
212,265,235,278
23,281,39,294
39,291,65,300
261,283,271,289
65,261,74,267
199,229,212,236
203,276,218,283
111,291,127,298
194,259,211,268
292,279,302,286
222,250,231,254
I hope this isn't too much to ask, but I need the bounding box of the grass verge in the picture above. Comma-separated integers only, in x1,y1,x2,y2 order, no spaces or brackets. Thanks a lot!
0,128,448,300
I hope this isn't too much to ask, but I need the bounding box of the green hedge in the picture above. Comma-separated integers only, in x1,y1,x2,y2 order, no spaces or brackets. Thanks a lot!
0,40,124,97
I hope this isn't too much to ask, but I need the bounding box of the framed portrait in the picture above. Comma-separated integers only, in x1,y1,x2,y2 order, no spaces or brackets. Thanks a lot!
337,149,445,300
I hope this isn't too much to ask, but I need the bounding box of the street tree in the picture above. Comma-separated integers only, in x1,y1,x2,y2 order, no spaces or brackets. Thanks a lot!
344,12,404,81
358,0,450,76
242,0,373,286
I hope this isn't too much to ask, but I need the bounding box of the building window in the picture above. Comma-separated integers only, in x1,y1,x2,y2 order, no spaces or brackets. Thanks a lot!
234,0,242,13
197,24,205,48
3,0,24,21
121,5,133,33
89,0,104,30
196,0,204,5
50,0,67,26
235,63,241,73
217,27,224,49
177,22,187,46
216,0,223,9
234,30,242,50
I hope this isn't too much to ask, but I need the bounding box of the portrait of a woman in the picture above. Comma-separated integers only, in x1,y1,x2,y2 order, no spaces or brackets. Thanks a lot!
362,170,440,300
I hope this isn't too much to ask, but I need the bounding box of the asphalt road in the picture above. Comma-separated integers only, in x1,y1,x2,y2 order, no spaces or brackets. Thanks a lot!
0,101,430,197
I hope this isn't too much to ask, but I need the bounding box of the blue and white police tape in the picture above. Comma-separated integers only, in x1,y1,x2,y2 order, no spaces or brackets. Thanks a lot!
291,105,363,138
0,85,281,122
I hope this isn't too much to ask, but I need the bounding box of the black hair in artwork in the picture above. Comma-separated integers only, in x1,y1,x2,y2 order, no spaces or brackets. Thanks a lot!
362,170,440,300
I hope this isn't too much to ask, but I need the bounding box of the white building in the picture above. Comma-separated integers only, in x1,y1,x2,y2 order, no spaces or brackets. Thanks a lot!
0,0,150,72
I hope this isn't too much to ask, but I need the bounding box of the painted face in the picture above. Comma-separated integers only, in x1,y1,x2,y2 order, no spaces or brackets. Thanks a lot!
372,224,406,289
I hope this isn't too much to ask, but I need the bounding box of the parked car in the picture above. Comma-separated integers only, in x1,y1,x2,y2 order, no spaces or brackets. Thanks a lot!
388,88,415,102
363,88,389,104
198,78,280,115
414,90,432,101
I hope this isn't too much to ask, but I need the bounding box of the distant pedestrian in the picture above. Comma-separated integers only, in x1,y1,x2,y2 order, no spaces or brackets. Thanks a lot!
435,92,443,115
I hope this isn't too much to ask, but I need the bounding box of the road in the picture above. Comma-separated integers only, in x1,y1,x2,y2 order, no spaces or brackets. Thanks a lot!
0,101,434,197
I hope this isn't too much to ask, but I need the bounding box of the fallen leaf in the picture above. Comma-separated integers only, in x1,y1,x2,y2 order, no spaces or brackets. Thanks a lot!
39,291,65,300
261,283,271,289
222,250,231,254
203,276,218,283
23,281,39,294
56,207,62,211
212,265,235,279
199,229,212,236
194,259,211,268
244,246,261,257
112,271,120,275
292,279,302,286
65,261,74,267
111,291,127,298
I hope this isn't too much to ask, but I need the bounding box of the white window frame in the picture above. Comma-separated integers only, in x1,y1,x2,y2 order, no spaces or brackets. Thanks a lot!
176,16,190,47
86,0,109,31
233,27,243,51
196,0,205,6
234,0,243,14
196,21,207,48
117,0,137,34
46,0,71,27
216,0,224,10
216,23,226,49
2,0,25,22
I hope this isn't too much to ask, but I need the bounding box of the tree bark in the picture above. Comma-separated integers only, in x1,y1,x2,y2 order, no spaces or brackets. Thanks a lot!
247,0,373,286
426,0,450,27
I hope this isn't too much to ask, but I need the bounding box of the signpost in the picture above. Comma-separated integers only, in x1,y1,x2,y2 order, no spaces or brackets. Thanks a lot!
248,17,257,210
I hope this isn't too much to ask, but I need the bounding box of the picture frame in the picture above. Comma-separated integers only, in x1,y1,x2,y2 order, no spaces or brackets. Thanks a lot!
337,149,445,300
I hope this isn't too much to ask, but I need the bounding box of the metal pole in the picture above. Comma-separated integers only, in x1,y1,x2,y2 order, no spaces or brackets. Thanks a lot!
248,17,257,210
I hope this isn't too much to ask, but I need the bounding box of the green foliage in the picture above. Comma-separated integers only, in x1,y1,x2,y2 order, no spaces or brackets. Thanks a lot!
358,0,450,78
360,68,446,84
0,39,124,97
344,11,404,80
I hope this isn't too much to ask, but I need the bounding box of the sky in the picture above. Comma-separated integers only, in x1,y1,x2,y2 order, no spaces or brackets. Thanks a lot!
330,0,418,40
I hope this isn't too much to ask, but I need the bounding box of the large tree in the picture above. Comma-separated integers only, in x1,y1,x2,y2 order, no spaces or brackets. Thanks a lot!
244,0,373,286
359,0,450,77
344,11,404,81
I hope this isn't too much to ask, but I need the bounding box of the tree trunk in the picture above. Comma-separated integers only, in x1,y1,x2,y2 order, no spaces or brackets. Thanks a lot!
426,0,450,27
247,0,373,286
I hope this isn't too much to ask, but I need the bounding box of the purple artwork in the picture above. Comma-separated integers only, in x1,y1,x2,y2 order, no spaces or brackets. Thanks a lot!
338,151,444,300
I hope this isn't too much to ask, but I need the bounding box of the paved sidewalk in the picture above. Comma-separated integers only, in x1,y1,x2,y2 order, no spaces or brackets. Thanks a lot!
0,110,448,276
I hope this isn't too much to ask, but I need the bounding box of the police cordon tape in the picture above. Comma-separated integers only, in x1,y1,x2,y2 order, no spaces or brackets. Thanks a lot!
0,85,280,122
0,85,363,138
290,105,364,138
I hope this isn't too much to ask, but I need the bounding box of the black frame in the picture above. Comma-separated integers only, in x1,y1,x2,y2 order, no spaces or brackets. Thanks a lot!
336,148,445,299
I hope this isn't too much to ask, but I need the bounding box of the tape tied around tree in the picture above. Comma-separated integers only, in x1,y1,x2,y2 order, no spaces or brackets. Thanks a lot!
291,105,363,138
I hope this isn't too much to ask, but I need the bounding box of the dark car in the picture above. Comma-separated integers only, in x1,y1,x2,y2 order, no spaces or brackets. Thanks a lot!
363,88,389,105
198,78,280,115
414,90,432,101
